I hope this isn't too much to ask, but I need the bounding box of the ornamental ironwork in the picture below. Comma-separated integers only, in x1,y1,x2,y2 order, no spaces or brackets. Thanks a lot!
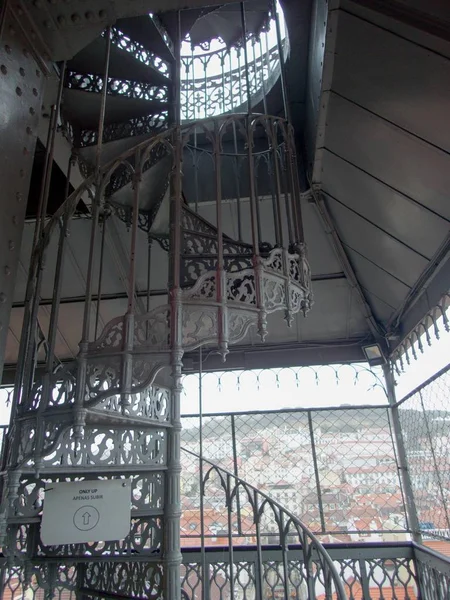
0,111,312,599
66,71,169,103
181,42,281,121
107,26,171,79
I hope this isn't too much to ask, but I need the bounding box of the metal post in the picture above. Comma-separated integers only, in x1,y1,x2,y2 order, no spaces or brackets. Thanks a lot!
254,490,264,600
231,414,242,534
34,61,66,246
259,38,268,115
270,127,285,248
194,131,199,214
308,411,326,532
214,122,227,359
198,347,208,600
81,191,100,345
271,0,290,123
226,474,235,600
94,209,107,339
165,11,182,599
146,237,153,341
240,2,252,114
231,121,243,242
15,61,66,407
120,154,141,414
46,156,74,369
383,363,422,543
95,26,111,178
286,133,304,245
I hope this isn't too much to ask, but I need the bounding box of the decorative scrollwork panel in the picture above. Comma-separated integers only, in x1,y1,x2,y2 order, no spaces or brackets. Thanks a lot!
40,427,166,469
94,386,171,424
182,307,219,350
109,27,171,78
66,71,169,102
82,561,163,599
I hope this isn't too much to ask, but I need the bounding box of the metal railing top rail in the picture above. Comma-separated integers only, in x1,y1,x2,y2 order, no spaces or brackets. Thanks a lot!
395,361,450,407
182,446,349,600
181,402,390,419
30,111,293,257
413,540,450,573
181,540,417,559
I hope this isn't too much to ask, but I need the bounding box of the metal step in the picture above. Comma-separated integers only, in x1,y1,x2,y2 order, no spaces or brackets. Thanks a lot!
159,7,217,44
77,133,154,167
117,15,175,63
68,36,170,87
110,154,172,210
63,88,168,131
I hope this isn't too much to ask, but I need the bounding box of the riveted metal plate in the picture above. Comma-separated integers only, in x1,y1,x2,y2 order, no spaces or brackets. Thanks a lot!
0,6,46,380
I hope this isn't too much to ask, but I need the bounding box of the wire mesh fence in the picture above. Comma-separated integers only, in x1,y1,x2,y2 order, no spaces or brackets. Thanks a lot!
181,365,407,543
397,363,450,541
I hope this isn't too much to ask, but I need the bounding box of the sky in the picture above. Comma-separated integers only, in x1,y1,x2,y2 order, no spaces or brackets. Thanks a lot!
180,313,450,416
0,313,448,425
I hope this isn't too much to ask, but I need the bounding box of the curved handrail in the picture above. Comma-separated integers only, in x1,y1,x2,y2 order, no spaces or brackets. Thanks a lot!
182,446,348,600
32,112,294,262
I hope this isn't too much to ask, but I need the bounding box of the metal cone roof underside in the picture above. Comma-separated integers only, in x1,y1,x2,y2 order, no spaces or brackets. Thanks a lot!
4,0,450,374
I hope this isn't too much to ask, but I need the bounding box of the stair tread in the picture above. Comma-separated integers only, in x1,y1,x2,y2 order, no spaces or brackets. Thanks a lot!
189,0,270,47
68,37,170,87
111,154,172,211
63,88,168,130
159,8,217,44
117,15,174,63
77,133,155,166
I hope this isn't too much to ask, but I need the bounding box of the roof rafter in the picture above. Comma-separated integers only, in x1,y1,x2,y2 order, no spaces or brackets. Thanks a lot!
306,185,386,344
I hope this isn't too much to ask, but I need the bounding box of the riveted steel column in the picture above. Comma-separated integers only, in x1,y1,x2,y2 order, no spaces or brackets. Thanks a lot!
0,6,47,382
383,363,422,543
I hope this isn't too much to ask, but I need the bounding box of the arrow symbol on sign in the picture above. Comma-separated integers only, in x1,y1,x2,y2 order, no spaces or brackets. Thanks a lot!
82,512,91,526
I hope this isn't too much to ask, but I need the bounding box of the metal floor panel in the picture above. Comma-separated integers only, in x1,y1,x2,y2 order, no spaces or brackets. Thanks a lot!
63,88,167,130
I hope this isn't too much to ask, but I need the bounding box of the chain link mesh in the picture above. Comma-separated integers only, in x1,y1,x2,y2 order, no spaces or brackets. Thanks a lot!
398,363,450,540
181,365,406,541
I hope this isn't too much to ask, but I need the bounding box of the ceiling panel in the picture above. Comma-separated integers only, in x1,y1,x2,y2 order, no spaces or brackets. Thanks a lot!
321,150,450,261
325,196,428,288
332,11,450,153
343,246,411,323
324,92,450,222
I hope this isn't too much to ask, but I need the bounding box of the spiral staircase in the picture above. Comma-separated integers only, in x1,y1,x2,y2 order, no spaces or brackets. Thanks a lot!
0,4,343,600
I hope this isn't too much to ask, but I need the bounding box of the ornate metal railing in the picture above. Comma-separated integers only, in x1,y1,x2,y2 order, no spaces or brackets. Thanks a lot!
182,541,450,599
1,108,310,598
1,534,449,598
181,448,348,599
66,71,169,103
180,39,282,121
1,409,450,599
107,25,171,79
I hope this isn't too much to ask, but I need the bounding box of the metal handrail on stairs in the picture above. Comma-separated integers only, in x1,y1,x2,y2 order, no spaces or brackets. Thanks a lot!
182,447,348,599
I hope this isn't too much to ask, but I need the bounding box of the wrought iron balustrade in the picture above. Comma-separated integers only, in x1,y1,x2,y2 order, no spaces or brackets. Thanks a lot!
181,541,450,599
66,71,169,103
107,25,172,79
180,41,282,121
180,447,348,599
